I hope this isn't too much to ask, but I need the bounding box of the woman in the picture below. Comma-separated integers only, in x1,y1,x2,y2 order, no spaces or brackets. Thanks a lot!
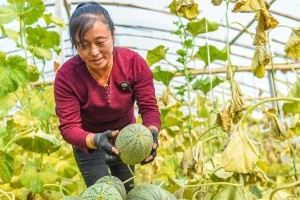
54,2,161,192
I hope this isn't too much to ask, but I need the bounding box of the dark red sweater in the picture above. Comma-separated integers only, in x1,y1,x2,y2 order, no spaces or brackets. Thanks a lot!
54,47,161,153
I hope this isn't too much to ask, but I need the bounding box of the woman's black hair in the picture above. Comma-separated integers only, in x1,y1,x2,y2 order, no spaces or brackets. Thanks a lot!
69,1,115,49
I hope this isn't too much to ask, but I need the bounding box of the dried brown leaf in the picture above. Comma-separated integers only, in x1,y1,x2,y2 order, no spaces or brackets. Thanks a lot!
216,109,232,133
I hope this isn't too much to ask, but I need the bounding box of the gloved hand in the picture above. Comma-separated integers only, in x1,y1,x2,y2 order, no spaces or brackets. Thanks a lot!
141,129,159,165
93,130,122,166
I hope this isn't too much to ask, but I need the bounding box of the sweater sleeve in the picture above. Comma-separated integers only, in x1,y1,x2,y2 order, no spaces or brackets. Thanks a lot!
133,53,161,130
54,70,92,153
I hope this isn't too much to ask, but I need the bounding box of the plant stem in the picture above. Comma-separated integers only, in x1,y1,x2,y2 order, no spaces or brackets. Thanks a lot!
122,175,136,185
198,125,219,140
288,141,299,181
43,184,72,196
127,165,135,176
271,55,299,78
184,182,243,188
165,59,181,71
0,190,14,200
201,135,227,144
266,32,281,115
229,22,255,40
269,180,300,200
240,97,300,123
3,128,34,151
225,0,238,118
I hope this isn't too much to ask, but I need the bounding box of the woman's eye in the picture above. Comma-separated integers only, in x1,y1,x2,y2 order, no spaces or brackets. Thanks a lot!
96,40,106,45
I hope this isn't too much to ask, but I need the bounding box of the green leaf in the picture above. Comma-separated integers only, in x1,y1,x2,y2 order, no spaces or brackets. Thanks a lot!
54,157,78,178
0,92,18,117
192,76,224,95
20,161,58,193
212,178,246,200
146,45,168,66
195,45,227,65
0,150,14,184
250,185,262,199
0,5,17,25
163,114,183,127
8,0,45,25
282,78,300,114
0,51,28,96
30,46,52,60
27,65,39,82
156,155,181,181
168,0,178,15
187,18,219,37
152,66,175,86
42,13,66,28
30,86,55,120
1,27,19,42
26,26,61,59
192,93,210,117
15,128,61,154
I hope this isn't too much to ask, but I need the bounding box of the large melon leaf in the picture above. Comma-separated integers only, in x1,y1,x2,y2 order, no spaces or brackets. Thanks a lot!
0,150,14,184
15,128,61,154
20,161,58,193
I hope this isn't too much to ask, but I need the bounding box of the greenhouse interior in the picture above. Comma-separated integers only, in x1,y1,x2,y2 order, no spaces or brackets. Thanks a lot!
0,0,300,199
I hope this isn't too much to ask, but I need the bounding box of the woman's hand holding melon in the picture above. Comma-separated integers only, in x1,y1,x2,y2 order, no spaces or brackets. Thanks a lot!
141,128,159,165
93,130,122,165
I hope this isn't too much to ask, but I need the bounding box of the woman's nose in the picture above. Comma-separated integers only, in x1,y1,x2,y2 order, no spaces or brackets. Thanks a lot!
89,46,100,56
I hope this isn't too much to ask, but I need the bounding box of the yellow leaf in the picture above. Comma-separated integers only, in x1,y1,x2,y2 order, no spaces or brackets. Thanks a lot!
234,0,279,46
230,82,246,123
221,124,259,174
284,28,300,60
253,11,279,46
232,0,266,13
265,109,289,141
251,46,271,78
176,0,199,20
253,15,267,46
212,0,223,6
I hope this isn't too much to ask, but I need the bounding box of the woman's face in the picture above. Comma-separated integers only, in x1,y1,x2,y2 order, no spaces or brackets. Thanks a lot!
76,21,114,71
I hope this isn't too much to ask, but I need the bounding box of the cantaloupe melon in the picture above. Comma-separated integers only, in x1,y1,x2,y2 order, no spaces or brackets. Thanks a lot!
126,184,162,200
115,124,153,165
160,188,177,200
96,175,126,200
81,183,122,200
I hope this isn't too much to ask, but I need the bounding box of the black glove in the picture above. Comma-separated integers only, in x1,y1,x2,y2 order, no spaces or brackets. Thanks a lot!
93,130,122,166
141,129,159,165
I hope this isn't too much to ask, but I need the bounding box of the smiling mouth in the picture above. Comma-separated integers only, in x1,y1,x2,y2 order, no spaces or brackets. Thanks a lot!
91,58,102,62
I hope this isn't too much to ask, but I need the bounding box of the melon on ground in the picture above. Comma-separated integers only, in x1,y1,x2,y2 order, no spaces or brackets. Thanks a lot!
126,184,162,200
81,183,122,200
115,124,153,165
160,188,177,200
96,175,126,200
